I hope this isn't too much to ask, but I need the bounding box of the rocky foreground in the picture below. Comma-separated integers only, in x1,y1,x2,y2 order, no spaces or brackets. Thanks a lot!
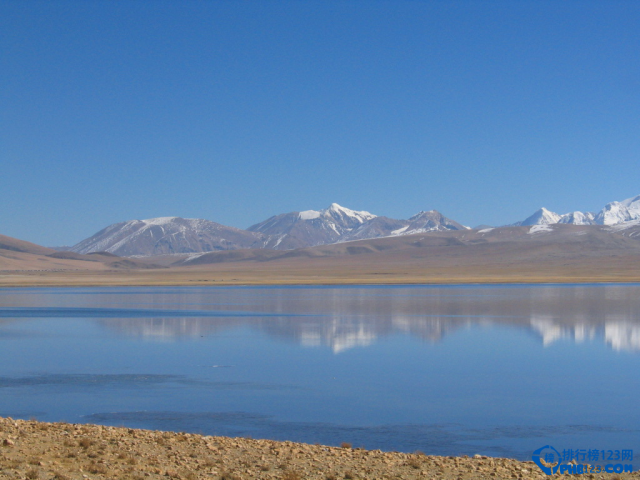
0,418,638,480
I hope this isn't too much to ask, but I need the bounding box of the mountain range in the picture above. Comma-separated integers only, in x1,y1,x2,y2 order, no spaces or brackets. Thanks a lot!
516,194,640,226
69,204,467,256
4,199,640,284
43,193,640,258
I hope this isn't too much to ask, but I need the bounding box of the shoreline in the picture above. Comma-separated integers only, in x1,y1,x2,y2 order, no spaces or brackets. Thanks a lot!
2,418,636,480
2,276,640,288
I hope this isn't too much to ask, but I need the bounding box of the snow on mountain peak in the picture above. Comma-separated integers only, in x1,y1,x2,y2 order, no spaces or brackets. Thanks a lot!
296,204,376,222
323,203,376,222
142,217,181,226
595,201,633,225
520,208,561,226
299,210,321,220
620,194,640,218
621,194,640,208
408,210,436,221
558,211,595,225
515,193,640,227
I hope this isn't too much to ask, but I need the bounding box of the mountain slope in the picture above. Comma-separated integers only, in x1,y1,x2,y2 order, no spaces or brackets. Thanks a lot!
71,217,266,256
340,216,410,241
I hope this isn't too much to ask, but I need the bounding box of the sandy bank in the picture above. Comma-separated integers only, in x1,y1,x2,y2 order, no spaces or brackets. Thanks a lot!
0,418,637,480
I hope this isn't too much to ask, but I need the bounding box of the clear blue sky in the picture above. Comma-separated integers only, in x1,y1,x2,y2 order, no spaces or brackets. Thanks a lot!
2,0,639,246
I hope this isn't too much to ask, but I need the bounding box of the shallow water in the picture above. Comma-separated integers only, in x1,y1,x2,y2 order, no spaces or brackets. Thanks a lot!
0,284,639,462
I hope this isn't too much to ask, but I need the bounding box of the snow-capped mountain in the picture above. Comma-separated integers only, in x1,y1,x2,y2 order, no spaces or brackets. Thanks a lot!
69,204,468,256
595,200,634,225
71,217,265,256
249,204,468,248
558,211,595,225
404,210,468,233
248,203,377,250
72,194,640,258
515,194,640,228
516,208,562,226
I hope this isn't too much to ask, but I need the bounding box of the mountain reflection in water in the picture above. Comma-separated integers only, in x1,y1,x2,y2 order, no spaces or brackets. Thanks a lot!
74,284,640,352
98,314,640,352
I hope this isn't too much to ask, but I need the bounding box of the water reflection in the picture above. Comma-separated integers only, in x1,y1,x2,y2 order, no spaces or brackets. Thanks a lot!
0,285,640,353
2,285,640,352
530,315,640,351
96,313,640,352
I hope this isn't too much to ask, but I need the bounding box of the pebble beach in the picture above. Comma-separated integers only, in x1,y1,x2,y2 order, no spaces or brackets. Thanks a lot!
1,418,638,480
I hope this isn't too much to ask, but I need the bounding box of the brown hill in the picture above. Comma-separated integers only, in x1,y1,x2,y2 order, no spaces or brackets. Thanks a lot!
0,234,54,255
0,234,162,272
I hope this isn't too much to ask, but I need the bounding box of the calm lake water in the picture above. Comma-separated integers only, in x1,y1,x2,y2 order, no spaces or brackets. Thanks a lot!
1,284,639,462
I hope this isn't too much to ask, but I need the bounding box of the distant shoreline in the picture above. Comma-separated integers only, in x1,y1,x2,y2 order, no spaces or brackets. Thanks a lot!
3,280,640,288
2,273,640,288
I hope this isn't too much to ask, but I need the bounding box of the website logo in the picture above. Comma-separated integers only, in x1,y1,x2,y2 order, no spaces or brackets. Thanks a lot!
532,445,561,475
532,445,634,475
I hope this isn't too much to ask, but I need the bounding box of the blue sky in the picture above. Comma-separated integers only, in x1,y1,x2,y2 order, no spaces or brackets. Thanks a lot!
2,0,639,246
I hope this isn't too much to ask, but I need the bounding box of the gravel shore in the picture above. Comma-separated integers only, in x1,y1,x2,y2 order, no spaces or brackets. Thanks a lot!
1,418,637,480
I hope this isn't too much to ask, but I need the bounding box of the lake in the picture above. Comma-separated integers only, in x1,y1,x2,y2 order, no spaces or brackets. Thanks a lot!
0,284,639,463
